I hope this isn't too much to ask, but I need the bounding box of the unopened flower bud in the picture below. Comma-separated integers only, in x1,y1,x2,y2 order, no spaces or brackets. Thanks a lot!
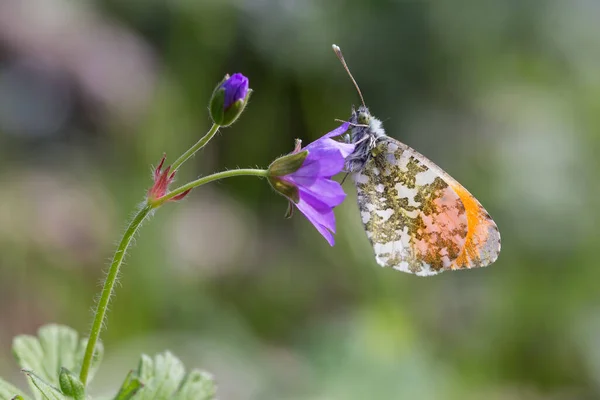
210,73,251,126
59,368,85,400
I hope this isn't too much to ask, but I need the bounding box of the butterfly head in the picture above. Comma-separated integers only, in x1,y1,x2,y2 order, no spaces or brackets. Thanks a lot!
343,105,386,172
348,106,373,139
355,106,371,125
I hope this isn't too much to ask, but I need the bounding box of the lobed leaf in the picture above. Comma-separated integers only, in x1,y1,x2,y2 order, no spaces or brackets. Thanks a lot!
13,324,103,399
22,371,64,400
112,352,216,400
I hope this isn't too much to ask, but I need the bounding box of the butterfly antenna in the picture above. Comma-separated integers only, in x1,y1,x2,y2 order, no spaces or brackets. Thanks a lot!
332,44,366,108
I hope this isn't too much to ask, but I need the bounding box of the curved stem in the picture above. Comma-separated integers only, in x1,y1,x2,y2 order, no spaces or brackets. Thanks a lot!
151,168,268,207
79,204,152,386
80,168,267,386
171,124,220,172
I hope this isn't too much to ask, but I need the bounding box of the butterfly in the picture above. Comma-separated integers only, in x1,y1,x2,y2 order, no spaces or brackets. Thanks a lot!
333,45,501,276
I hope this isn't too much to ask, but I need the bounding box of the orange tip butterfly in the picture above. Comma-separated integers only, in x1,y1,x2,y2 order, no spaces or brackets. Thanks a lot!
333,44,501,276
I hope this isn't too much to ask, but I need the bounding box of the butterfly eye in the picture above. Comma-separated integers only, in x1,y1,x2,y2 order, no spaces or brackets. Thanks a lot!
358,112,370,125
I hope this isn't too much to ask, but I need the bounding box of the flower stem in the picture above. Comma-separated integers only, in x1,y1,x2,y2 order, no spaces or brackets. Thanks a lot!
79,204,152,386
170,124,220,172
79,168,267,387
150,168,269,207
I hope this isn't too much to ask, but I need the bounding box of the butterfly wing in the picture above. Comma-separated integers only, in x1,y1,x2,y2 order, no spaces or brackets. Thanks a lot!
353,137,500,276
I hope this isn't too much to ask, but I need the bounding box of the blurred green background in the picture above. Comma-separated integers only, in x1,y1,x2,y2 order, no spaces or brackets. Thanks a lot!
1,0,599,398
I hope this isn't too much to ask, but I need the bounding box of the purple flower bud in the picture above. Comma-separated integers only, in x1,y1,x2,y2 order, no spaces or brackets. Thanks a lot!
222,73,249,110
210,73,251,127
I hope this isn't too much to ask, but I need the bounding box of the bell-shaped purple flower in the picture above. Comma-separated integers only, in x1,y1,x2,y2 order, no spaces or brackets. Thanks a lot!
268,122,354,245
210,73,252,127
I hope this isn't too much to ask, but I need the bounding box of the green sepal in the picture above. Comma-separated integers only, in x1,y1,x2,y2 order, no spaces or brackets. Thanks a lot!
22,370,65,400
268,177,300,203
220,89,252,126
209,87,225,125
267,150,308,177
284,201,294,219
58,369,84,400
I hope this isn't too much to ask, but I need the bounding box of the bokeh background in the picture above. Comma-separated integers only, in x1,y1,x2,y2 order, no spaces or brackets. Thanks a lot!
1,0,599,398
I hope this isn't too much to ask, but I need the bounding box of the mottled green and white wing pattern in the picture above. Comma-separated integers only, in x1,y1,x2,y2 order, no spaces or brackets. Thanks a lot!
353,138,501,276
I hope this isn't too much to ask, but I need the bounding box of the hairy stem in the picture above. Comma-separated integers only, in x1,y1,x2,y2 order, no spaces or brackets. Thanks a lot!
150,168,269,207
79,204,152,386
79,168,267,387
171,124,220,172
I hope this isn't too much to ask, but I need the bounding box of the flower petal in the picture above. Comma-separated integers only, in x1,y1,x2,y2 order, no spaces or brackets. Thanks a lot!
331,140,356,158
295,195,336,246
306,137,355,159
292,152,345,180
293,178,346,208
295,190,336,233
292,138,352,178
309,220,335,246
222,73,249,109
319,122,350,140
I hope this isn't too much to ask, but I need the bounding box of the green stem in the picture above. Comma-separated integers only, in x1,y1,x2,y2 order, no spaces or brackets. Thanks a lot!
79,168,267,387
170,124,220,172
151,168,269,207
79,204,152,386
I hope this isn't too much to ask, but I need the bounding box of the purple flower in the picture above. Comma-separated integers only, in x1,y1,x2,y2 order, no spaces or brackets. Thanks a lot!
268,122,355,245
222,73,249,110
210,73,251,126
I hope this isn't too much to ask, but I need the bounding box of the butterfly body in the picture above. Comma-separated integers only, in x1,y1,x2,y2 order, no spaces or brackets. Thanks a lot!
346,106,501,276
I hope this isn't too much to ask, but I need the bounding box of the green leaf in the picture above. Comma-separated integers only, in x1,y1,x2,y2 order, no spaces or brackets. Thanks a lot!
13,324,103,398
173,370,216,400
113,352,216,400
0,376,28,400
22,371,64,400
135,352,185,399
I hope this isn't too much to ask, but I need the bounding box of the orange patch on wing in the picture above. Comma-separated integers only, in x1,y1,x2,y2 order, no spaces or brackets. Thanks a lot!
448,182,492,269
413,189,467,270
